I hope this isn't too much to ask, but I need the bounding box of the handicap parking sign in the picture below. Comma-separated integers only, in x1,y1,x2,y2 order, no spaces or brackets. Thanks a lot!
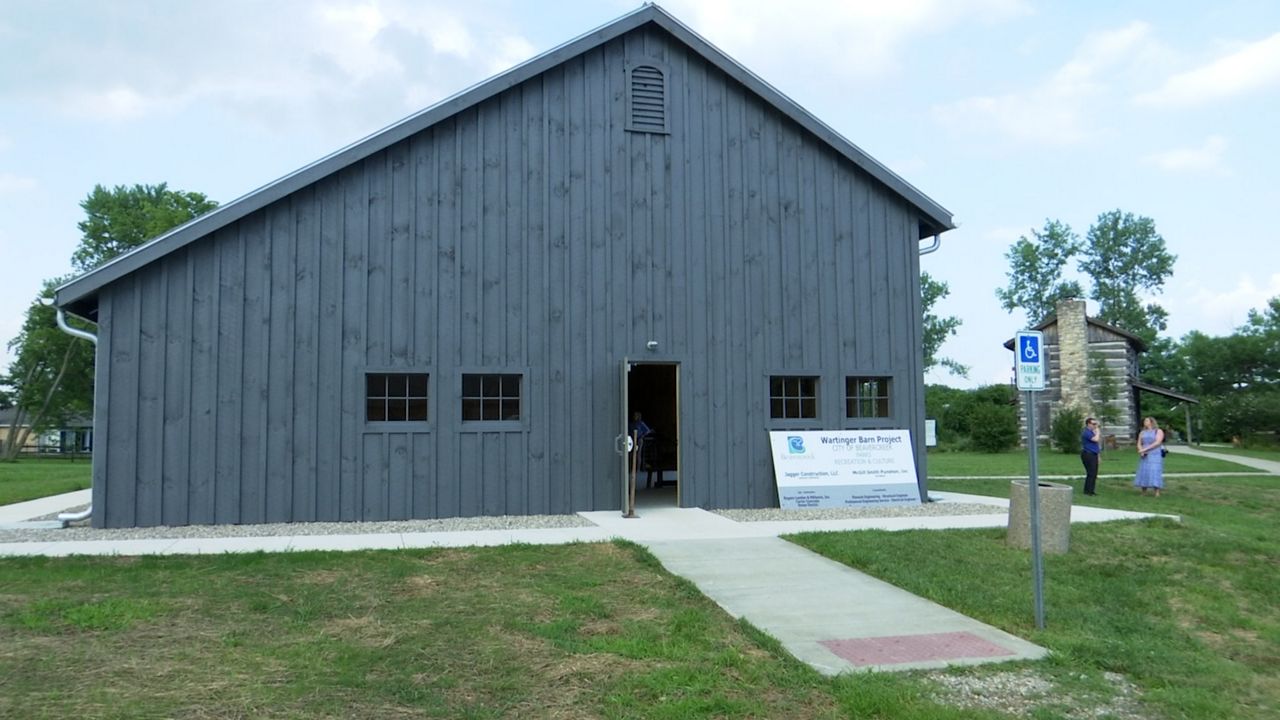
1015,330,1045,391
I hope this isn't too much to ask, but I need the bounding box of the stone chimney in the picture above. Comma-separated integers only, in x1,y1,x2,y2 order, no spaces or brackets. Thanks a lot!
1056,299,1090,415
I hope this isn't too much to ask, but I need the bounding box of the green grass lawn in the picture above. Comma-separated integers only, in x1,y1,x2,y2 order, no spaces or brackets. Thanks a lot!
2,542,985,719
0,458,92,506
926,448,1259,477
793,473,1280,720
2,452,1276,718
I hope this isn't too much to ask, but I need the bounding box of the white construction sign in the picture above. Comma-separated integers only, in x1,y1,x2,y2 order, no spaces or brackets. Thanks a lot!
768,430,922,509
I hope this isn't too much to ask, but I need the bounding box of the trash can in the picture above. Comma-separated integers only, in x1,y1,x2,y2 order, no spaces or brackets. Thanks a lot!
1007,479,1072,554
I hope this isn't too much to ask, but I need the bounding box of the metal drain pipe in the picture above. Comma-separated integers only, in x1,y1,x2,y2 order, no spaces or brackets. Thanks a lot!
919,234,941,255
53,307,96,527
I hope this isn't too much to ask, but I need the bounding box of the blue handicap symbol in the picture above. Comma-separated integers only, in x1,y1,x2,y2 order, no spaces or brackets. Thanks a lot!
1022,336,1039,361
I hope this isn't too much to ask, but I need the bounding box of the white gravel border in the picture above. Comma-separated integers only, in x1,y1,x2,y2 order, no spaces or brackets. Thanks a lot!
1,498,1007,544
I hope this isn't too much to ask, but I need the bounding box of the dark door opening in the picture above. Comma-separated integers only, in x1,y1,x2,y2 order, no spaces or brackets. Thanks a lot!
628,363,679,508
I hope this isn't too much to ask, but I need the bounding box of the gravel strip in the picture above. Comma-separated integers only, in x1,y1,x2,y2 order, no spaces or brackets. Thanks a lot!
1,508,594,544
714,502,1004,522
3,498,1007,544
928,669,1149,719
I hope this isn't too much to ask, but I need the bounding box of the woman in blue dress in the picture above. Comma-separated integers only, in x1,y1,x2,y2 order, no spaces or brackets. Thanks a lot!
1134,416,1165,497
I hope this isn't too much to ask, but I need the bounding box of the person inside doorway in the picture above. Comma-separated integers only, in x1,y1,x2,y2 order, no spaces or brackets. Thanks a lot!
629,411,654,486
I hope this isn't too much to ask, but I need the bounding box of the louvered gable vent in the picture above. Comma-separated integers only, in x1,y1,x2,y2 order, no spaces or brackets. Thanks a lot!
627,64,668,133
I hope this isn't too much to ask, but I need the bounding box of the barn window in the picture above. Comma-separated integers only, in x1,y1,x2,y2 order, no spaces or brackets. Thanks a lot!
627,63,668,133
367,373,429,422
769,376,818,419
462,373,522,422
846,376,891,418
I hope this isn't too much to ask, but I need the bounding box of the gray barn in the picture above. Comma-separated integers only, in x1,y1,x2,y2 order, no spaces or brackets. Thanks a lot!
56,6,954,528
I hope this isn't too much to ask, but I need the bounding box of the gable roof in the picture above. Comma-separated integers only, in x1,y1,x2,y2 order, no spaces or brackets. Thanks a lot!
1002,312,1149,353
56,3,955,320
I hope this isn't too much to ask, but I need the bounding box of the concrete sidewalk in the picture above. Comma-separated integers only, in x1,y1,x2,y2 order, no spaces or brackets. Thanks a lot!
0,488,1177,674
1168,444,1280,474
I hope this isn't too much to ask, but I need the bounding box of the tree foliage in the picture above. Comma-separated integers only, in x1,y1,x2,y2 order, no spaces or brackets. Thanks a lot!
1,280,95,458
969,402,1021,453
995,219,1084,326
72,183,217,272
997,212,1176,344
1081,210,1177,343
925,384,1017,450
1087,350,1121,425
1168,297,1280,443
3,183,217,458
921,272,967,377
1050,406,1084,454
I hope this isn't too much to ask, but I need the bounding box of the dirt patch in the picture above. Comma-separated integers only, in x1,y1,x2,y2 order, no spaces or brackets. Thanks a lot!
322,615,401,649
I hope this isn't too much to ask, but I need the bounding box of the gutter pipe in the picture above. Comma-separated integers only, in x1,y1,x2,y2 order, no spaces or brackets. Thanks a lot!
919,234,941,255
53,307,96,527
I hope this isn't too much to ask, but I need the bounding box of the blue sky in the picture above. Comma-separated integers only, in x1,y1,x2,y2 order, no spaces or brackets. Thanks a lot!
2,0,1278,388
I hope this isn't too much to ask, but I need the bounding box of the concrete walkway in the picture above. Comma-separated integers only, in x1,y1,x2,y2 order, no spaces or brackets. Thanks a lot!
1168,444,1280,474
0,487,1178,674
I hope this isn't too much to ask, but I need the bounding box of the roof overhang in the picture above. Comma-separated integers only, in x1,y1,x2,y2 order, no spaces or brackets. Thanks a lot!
1129,377,1199,404
55,4,954,321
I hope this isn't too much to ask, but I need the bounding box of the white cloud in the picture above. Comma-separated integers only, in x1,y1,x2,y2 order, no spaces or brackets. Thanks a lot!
933,21,1157,145
1136,31,1280,108
1143,135,1229,174
488,35,539,76
0,173,38,193
22,1,538,131
58,85,171,121
1168,273,1280,337
664,0,1030,79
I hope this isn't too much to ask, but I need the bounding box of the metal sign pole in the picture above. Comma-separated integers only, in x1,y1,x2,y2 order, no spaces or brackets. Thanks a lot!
1026,390,1045,629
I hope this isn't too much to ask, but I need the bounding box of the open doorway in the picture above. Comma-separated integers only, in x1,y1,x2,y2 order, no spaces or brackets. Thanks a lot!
628,363,679,509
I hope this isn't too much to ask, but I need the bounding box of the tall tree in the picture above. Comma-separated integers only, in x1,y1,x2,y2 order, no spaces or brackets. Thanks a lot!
1079,210,1176,343
1,280,95,459
73,183,217,272
995,219,1084,326
922,272,968,377
2,184,216,458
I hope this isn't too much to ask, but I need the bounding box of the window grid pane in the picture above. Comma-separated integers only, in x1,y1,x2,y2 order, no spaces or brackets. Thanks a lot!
769,375,818,419
365,373,429,422
462,373,523,421
845,376,891,418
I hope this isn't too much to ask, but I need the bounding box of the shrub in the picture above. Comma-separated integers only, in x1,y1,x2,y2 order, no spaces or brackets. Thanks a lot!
1051,407,1084,454
969,403,1019,453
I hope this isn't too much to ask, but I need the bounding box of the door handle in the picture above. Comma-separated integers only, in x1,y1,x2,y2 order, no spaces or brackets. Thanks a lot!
615,434,634,455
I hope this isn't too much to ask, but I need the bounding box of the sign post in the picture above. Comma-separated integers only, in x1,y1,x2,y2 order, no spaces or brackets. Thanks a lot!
1015,330,1047,629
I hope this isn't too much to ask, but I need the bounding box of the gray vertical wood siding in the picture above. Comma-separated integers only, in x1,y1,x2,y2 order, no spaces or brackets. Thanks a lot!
90,26,930,527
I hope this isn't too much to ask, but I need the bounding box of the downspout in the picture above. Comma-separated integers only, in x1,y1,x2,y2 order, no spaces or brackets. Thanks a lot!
917,233,941,502
53,307,96,527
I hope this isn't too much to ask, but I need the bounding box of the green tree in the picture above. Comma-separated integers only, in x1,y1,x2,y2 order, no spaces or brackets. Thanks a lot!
925,384,1017,450
1080,210,1176,343
1087,350,1121,425
3,184,217,458
970,402,1020,453
73,183,217,272
1173,296,1280,442
1,281,95,459
921,272,967,377
1050,406,1084,454
995,219,1085,326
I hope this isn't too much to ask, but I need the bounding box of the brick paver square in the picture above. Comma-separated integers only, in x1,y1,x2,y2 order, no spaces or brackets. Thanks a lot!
821,631,1016,666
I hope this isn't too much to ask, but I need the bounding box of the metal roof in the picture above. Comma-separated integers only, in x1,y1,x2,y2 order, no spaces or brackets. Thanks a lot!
1129,378,1199,404
1002,313,1149,353
55,3,955,319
